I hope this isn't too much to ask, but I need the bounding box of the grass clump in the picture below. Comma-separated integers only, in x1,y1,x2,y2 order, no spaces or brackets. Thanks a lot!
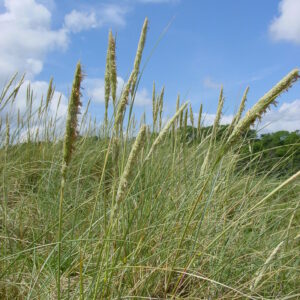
0,18,300,299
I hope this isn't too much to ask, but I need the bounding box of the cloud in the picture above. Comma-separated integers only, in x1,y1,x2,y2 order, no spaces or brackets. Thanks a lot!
100,4,127,27
0,1,128,85
201,113,233,127
17,80,68,118
0,0,69,83
0,78,69,142
134,88,152,106
85,77,123,103
257,99,300,133
64,5,127,33
269,0,300,44
64,10,98,33
203,77,222,89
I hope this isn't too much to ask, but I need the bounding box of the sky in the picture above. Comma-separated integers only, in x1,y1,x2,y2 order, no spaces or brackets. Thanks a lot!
0,0,300,133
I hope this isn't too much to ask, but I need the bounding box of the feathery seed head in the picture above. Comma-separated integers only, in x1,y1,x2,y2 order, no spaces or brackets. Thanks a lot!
232,86,249,127
212,86,224,139
189,104,194,128
236,86,249,123
197,103,202,138
159,86,164,130
63,62,82,167
228,69,299,145
46,77,54,110
115,75,132,134
104,32,111,125
152,81,156,125
131,17,148,94
109,30,117,105
116,125,147,203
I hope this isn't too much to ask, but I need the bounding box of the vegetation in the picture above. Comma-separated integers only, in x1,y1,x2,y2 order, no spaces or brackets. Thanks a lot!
244,130,300,176
184,125,300,177
0,18,300,299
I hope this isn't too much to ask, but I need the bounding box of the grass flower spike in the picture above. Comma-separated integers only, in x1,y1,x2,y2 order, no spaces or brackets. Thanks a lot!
58,62,82,299
116,125,146,203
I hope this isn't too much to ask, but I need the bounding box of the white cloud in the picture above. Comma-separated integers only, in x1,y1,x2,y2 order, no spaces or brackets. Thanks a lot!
85,77,124,103
100,4,127,27
257,99,300,133
0,0,69,83
201,113,233,127
85,78,105,103
64,10,98,33
64,5,127,33
203,77,222,89
269,0,300,44
134,88,152,106
0,79,69,142
85,76,151,107
0,1,128,85
6,80,68,122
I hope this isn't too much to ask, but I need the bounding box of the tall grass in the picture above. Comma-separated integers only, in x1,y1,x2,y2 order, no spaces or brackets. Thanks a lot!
0,18,300,299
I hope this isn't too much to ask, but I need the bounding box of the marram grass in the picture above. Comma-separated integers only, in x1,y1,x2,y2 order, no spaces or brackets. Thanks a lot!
197,103,202,139
145,101,188,161
104,32,111,128
233,86,249,126
109,30,117,107
0,20,300,300
228,69,299,145
116,125,146,203
58,61,82,300
131,17,148,95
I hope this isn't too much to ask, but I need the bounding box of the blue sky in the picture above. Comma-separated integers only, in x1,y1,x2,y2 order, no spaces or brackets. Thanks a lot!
0,0,300,132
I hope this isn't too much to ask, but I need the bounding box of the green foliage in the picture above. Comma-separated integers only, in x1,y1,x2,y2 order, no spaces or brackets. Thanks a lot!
241,130,300,176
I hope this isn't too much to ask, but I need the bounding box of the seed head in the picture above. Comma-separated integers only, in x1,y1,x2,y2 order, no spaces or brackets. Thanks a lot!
116,125,146,203
114,75,132,134
228,69,299,145
46,77,54,110
109,31,117,106
197,104,202,138
62,62,82,168
211,86,224,143
189,104,194,128
152,81,157,130
159,86,164,131
131,17,148,94
104,33,111,126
